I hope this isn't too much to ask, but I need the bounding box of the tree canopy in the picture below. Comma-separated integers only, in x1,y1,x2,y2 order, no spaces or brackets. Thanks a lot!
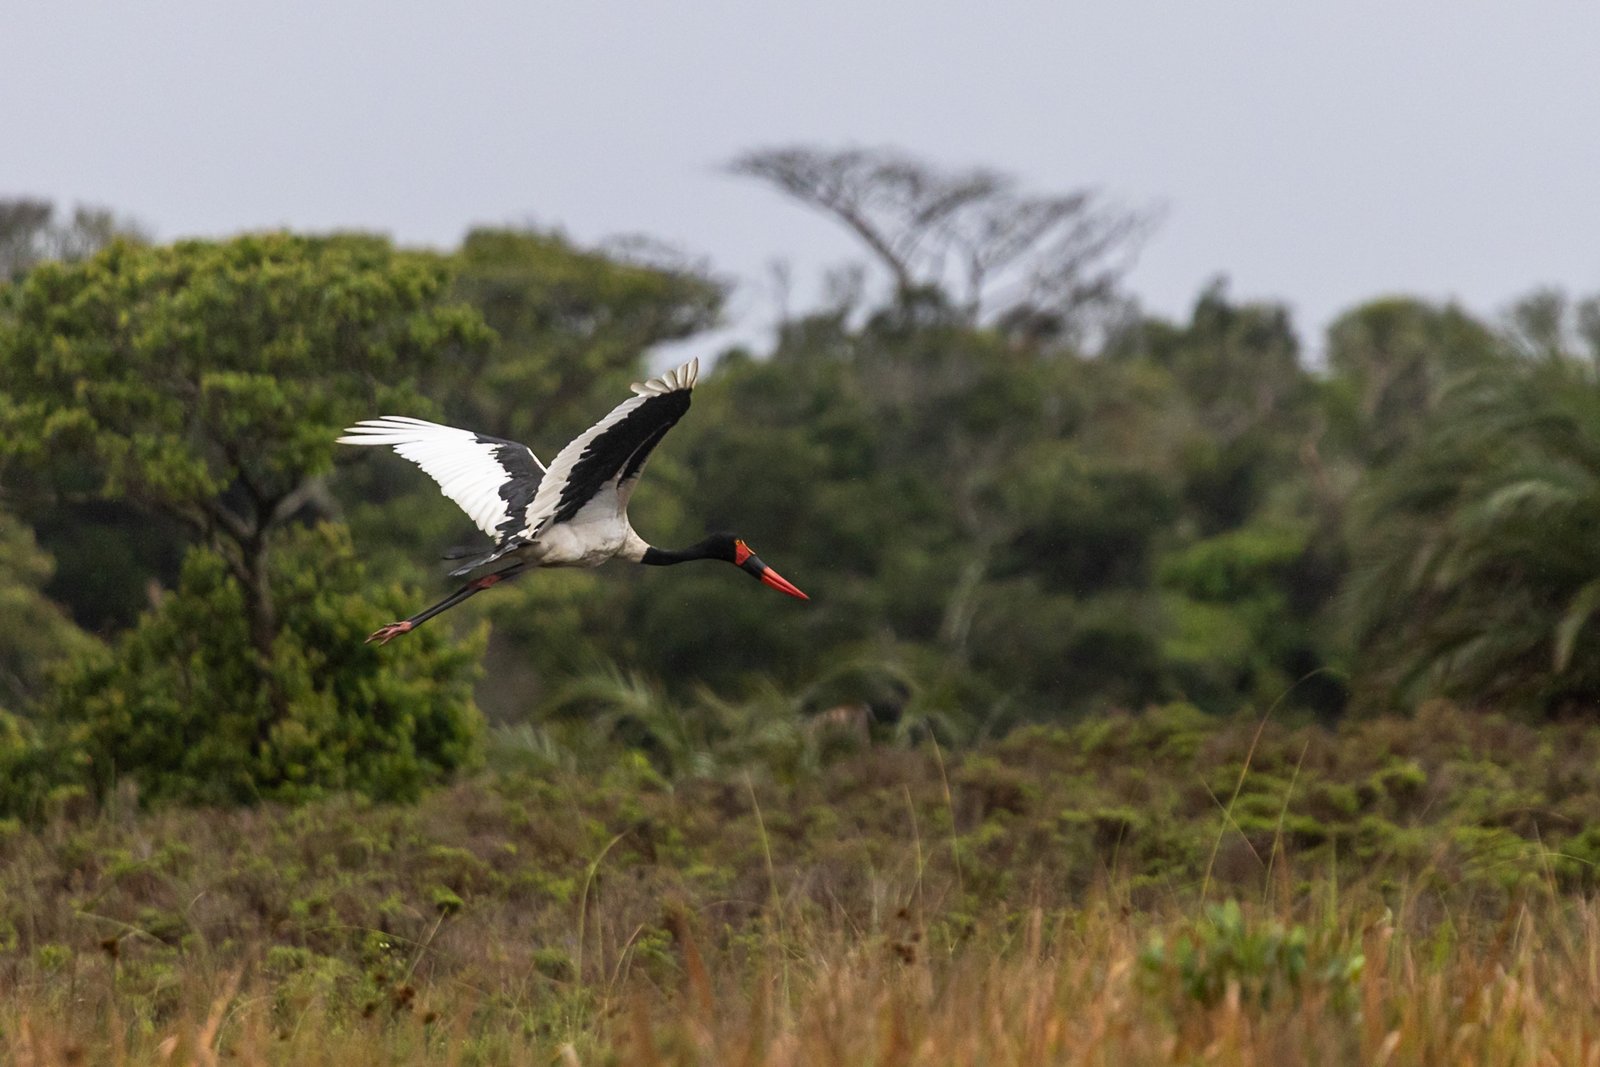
1,232,490,656
0,232,491,807
0,152,1596,812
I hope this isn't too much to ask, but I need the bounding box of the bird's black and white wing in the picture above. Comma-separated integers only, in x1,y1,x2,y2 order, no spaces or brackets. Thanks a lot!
520,358,699,536
336,416,545,543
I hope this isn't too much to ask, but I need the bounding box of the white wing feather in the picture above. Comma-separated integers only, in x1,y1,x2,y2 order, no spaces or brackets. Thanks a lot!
336,416,545,539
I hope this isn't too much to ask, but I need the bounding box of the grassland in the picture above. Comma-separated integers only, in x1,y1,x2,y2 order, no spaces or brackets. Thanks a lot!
7,701,1600,1064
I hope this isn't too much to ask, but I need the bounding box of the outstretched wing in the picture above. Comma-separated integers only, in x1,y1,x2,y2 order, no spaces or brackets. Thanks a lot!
336,416,545,543
520,358,699,537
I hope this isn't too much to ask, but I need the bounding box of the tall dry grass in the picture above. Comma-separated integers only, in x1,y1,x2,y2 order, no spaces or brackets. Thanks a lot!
10,887,1600,1065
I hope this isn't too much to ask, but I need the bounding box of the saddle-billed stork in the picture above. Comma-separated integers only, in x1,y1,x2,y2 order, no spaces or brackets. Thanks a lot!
338,358,808,644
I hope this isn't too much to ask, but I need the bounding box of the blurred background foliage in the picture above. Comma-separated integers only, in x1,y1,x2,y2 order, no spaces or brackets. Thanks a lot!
2,148,1599,812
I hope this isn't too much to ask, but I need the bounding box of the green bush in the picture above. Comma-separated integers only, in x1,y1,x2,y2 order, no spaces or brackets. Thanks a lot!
38,523,484,808
1139,900,1363,1010
0,709,48,815
0,509,102,712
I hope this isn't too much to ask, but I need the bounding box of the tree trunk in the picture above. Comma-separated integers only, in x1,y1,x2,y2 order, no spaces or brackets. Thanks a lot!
242,535,276,664
193,499,287,736
238,533,289,753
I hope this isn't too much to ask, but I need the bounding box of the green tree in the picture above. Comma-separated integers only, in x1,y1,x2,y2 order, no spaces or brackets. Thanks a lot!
577,305,1203,719
0,509,100,713
0,233,491,803
1324,297,1500,464
1344,295,1600,713
444,228,722,445
1,197,165,629
1104,286,1347,714
1111,281,1320,533
0,232,490,661
43,524,483,806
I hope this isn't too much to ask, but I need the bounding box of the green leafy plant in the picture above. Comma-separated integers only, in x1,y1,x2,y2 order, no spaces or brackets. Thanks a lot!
39,524,484,807
1139,899,1362,1010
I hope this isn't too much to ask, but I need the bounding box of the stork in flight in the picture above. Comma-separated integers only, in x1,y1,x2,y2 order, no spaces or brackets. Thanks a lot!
338,358,808,645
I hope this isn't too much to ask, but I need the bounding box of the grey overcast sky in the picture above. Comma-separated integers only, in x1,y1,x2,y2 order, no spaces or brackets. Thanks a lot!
7,3,1600,360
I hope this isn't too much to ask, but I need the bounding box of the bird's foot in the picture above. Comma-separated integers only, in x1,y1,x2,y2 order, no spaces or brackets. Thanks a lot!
366,620,414,645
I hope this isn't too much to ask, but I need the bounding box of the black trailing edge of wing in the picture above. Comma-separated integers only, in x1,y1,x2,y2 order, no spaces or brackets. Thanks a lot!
475,433,543,542
432,434,544,577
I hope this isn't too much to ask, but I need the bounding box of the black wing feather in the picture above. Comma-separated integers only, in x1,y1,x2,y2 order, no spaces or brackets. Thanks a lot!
476,433,544,542
551,391,691,525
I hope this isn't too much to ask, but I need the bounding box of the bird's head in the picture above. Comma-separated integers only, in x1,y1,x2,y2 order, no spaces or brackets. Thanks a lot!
703,533,809,600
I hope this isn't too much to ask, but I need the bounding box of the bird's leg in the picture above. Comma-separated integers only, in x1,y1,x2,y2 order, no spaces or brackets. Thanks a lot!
366,564,528,645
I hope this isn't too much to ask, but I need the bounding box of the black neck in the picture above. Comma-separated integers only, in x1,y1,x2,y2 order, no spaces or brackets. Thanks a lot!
641,541,716,566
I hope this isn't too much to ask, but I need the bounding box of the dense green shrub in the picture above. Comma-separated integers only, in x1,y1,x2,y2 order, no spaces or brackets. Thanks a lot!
37,524,484,808
1139,900,1364,1011
0,509,101,712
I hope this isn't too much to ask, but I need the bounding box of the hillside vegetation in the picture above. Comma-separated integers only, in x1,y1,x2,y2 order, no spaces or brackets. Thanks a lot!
7,703,1600,1063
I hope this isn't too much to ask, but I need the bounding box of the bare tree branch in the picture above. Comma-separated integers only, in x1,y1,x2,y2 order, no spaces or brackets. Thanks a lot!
729,145,1156,334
